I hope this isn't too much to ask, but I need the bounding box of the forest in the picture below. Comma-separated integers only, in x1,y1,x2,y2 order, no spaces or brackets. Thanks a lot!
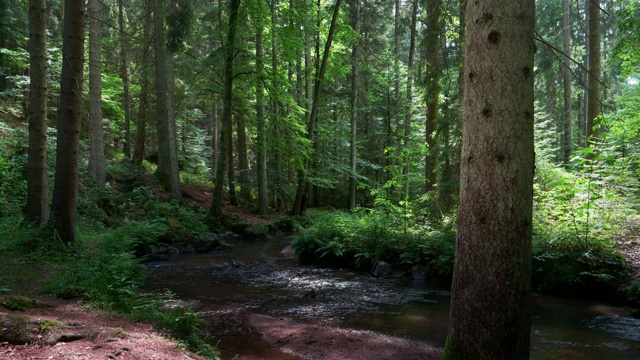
1,0,640,358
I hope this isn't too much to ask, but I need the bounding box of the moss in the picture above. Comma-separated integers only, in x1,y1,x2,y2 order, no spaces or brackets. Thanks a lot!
0,314,32,344
54,285,91,300
0,295,43,311
442,337,472,360
161,217,194,244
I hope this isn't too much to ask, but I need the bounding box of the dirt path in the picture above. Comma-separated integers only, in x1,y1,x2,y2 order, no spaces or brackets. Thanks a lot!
248,314,441,360
0,297,207,360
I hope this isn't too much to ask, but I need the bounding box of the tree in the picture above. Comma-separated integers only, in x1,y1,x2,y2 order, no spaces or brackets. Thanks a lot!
209,0,240,218
290,0,343,215
88,0,106,187
25,0,49,223
133,0,152,165
443,0,535,358
50,0,86,243
586,0,601,149
424,0,442,193
118,0,132,159
254,0,268,215
561,0,572,164
153,0,181,200
348,0,361,211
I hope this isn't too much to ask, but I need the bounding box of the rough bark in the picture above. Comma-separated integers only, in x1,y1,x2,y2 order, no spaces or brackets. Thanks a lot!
442,0,535,358
50,0,85,244
290,0,343,215
209,0,240,218
586,0,601,149
25,0,49,223
88,0,106,187
424,0,442,193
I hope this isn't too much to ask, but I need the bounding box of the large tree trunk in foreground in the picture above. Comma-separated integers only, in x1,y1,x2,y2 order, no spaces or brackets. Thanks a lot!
50,0,85,244
443,0,535,358
88,0,106,187
25,0,49,223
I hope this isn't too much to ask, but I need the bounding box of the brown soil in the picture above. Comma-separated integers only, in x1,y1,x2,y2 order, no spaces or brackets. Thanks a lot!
0,297,208,360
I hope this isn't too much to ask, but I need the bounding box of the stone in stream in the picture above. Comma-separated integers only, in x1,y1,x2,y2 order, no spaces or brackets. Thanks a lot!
372,261,392,277
411,266,428,281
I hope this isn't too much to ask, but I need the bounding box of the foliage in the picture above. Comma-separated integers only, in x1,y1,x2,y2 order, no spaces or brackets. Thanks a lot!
291,209,456,277
532,237,630,299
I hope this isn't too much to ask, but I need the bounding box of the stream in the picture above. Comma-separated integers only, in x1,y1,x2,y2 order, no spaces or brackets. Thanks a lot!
143,235,640,360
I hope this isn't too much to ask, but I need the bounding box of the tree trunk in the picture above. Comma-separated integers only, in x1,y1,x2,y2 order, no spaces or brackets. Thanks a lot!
133,0,152,165
443,0,535,358
25,0,49,223
209,0,240,218
237,114,250,204
118,0,131,159
291,0,343,215
256,18,268,214
424,0,442,193
50,0,85,244
348,0,361,211
402,0,418,204
88,0,106,187
153,0,170,186
586,0,601,150
166,53,182,200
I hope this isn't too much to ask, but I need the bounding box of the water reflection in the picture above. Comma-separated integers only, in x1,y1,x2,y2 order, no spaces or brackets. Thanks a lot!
144,237,640,359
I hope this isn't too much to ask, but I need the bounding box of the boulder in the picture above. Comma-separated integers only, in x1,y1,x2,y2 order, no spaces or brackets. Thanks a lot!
411,266,428,281
193,233,221,253
372,261,392,277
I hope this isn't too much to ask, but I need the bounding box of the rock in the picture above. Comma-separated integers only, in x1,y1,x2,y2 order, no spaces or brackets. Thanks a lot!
193,233,221,253
218,231,240,242
161,217,194,244
372,261,392,277
411,266,428,281
242,225,269,241
0,314,33,344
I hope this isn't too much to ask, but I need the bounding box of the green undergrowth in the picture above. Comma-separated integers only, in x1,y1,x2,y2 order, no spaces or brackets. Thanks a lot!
291,209,456,278
0,218,219,359
292,208,635,303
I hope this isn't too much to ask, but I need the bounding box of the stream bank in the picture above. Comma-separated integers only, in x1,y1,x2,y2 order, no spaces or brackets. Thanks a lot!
144,235,640,360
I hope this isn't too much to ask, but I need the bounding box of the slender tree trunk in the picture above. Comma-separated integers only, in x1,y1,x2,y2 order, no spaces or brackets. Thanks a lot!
586,0,601,149
228,120,237,206
237,114,250,204
166,53,182,200
256,17,268,214
424,0,442,193
443,0,535,357
88,0,106,187
133,0,152,165
50,0,85,244
25,0,49,223
272,0,284,211
118,0,131,159
291,0,343,215
154,0,170,185
209,0,240,218
402,0,418,203
348,0,361,211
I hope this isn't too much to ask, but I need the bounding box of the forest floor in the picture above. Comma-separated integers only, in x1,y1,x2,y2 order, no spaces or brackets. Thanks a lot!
1,182,639,359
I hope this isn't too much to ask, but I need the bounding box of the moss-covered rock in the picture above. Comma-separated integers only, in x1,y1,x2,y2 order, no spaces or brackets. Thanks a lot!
0,314,32,344
161,217,194,244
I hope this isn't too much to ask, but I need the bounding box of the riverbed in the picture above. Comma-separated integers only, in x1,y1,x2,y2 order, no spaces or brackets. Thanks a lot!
144,236,640,359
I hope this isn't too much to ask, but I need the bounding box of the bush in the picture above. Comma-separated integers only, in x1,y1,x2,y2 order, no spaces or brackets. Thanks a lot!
291,209,455,277
532,237,630,299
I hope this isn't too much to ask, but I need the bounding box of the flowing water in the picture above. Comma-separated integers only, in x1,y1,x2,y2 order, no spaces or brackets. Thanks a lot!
144,236,640,359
